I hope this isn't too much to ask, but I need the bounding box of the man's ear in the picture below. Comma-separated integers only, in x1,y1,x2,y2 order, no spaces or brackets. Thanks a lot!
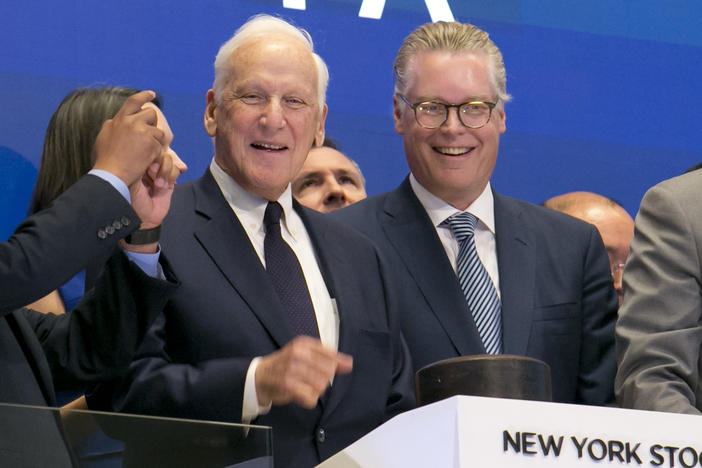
496,108,507,134
393,95,405,135
314,104,328,147
204,89,217,137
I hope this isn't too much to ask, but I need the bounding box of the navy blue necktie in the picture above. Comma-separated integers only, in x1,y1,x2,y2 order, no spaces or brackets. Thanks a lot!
263,202,319,338
444,212,502,354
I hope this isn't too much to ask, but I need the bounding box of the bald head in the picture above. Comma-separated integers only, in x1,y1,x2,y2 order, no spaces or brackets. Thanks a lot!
544,191,634,306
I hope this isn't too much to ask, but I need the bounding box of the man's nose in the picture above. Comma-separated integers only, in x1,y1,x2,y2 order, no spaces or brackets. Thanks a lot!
259,98,285,129
440,107,465,133
323,180,347,207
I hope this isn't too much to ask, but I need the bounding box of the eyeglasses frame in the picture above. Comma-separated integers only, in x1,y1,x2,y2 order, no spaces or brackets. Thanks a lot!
398,94,498,130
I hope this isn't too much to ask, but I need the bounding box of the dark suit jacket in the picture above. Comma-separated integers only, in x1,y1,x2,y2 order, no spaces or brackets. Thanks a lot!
333,178,617,405
0,175,177,466
1,175,139,315
0,174,177,405
89,170,414,467
1,252,176,467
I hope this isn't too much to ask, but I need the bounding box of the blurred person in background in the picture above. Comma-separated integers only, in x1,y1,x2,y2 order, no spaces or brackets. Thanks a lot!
292,137,366,213
543,191,634,307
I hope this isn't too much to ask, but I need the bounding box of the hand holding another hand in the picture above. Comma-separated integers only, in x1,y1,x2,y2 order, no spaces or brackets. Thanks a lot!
93,91,165,187
115,95,188,253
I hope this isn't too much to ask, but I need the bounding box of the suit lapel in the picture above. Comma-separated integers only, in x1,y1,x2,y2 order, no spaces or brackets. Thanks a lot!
493,192,535,356
296,204,357,418
190,172,295,348
380,179,484,355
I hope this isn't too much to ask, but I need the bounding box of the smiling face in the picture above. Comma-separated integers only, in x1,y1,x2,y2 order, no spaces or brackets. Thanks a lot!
292,146,366,213
204,34,327,200
394,50,506,210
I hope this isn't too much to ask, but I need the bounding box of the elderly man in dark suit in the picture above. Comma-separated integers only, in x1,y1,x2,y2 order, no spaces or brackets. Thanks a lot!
333,21,617,406
89,15,414,468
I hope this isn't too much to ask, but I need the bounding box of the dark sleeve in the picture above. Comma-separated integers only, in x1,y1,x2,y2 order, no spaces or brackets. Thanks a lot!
23,248,178,390
0,175,140,315
86,310,252,423
377,249,416,419
576,224,618,405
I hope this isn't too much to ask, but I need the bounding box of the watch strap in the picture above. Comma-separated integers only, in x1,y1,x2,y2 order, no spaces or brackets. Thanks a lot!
124,225,161,245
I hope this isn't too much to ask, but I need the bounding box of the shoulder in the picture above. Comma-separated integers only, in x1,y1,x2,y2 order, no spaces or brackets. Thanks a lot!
300,204,377,247
171,177,200,206
166,173,220,223
331,190,394,224
640,171,701,211
495,192,598,238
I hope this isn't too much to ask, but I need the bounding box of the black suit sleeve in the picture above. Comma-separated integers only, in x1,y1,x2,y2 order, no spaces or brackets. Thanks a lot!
0,175,140,315
23,249,178,390
375,249,416,419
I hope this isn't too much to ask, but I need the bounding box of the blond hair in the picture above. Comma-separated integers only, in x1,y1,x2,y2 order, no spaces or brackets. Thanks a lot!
394,21,511,105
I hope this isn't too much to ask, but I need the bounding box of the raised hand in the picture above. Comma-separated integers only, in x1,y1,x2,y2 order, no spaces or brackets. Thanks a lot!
92,90,165,187
123,103,187,253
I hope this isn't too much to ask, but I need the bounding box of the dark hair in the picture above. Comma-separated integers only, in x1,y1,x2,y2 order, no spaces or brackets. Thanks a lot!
29,86,161,214
322,136,340,150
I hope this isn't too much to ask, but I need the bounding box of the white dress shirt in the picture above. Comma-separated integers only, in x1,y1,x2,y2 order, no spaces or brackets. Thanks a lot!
409,174,500,297
209,159,339,422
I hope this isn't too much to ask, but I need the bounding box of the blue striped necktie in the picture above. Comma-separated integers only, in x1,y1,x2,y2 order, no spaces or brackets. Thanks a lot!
444,212,502,354
264,202,319,338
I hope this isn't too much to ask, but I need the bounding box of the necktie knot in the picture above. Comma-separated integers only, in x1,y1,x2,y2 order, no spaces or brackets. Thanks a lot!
444,212,478,244
264,201,283,229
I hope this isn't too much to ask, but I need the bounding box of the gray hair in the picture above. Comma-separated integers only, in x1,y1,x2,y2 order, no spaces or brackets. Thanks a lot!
394,21,511,106
213,14,329,112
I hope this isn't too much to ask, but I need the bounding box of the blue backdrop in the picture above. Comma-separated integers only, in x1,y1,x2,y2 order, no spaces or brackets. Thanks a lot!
2,0,700,240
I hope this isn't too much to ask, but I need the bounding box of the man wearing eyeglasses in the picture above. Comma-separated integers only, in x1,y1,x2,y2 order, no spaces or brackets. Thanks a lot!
333,21,617,406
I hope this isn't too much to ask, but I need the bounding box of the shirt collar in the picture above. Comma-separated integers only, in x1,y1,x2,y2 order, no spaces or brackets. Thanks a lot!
209,158,302,239
409,174,495,233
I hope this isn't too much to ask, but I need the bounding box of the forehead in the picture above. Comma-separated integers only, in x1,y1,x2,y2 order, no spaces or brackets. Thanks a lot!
226,35,318,96
304,147,357,172
595,211,634,240
405,50,494,98
571,205,634,243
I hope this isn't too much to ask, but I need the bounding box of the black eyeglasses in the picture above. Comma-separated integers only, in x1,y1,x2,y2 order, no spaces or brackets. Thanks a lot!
398,94,497,129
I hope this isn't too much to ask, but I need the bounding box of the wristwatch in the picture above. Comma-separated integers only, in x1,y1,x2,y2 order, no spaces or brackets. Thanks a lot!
124,225,161,245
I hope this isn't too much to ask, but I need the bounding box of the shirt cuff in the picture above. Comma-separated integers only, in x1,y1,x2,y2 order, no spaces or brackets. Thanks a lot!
89,169,131,203
243,357,272,424
125,247,163,279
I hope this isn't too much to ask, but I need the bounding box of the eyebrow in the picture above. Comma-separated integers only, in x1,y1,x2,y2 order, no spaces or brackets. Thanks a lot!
414,95,493,103
296,170,322,180
295,168,360,183
332,168,361,179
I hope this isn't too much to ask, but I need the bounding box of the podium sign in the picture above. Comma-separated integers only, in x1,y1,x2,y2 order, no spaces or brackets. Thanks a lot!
319,395,702,467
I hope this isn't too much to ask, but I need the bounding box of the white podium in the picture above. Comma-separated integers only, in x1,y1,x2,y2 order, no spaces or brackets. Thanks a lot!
318,396,702,467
